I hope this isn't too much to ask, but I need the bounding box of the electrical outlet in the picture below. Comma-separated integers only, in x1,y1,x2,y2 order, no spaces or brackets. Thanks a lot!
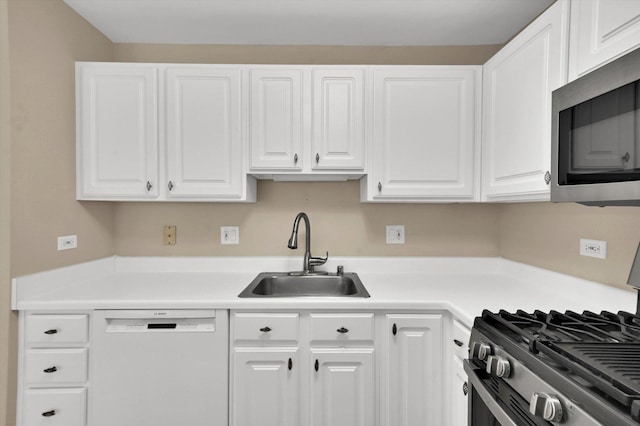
163,226,176,245
580,238,607,259
57,235,77,251
386,225,405,244
221,226,239,245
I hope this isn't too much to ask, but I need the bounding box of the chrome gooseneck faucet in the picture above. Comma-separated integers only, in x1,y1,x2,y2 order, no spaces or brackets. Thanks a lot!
287,212,328,274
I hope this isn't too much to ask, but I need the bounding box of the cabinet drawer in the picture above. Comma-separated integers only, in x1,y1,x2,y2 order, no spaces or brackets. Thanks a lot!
452,319,471,360
234,313,299,341
25,315,88,345
23,388,86,426
25,349,88,385
310,313,374,341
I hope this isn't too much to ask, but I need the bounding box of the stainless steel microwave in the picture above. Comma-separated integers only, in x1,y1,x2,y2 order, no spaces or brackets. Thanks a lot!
551,47,640,206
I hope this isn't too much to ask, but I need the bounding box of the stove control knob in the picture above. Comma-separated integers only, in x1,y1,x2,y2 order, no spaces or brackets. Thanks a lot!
530,392,563,422
470,342,492,361
486,355,511,378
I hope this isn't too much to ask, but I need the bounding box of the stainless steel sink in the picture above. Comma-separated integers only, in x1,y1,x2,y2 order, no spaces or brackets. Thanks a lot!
238,272,370,298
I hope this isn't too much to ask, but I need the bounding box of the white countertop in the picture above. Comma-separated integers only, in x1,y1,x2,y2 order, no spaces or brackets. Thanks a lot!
12,256,637,327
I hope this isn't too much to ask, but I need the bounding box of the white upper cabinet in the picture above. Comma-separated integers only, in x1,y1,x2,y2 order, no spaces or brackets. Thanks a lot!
248,66,366,177
76,62,255,202
311,68,366,170
569,0,640,81
165,66,244,199
363,66,481,202
248,67,305,171
76,64,159,199
481,0,569,202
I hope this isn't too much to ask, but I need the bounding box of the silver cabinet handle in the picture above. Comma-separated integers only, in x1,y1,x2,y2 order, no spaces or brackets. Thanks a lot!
146,181,152,191
337,327,349,333
623,152,631,162
378,182,382,192
315,153,320,164
544,171,551,185
43,366,57,374
43,329,58,335
260,326,271,332
294,153,298,165
42,410,56,417
168,181,174,191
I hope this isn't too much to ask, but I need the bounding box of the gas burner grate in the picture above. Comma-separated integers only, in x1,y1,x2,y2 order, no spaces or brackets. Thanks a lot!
539,342,640,406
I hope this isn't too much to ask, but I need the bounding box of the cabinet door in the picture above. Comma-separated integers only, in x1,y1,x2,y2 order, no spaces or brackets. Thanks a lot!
482,0,569,201
23,388,86,426
76,64,158,199
249,68,304,170
370,67,480,200
165,67,243,199
310,348,375,426
383,314,444,426
311,68,365,170
569,0,640,81
232,348,299,426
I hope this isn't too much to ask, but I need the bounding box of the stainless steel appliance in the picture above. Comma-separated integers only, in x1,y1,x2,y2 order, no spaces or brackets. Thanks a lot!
551,46,640,206
465,309,640,425
90,309,229,426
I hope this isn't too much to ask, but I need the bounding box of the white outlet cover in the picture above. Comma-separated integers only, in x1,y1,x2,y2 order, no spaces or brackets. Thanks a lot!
386,225,405,244
579,238,607,259
57,235,78,251
221,226,239,245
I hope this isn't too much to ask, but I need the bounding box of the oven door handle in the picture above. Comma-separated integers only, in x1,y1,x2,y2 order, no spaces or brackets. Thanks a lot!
464,360,519,426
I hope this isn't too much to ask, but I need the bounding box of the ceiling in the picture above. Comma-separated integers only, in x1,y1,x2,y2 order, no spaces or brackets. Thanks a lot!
63,0,555,46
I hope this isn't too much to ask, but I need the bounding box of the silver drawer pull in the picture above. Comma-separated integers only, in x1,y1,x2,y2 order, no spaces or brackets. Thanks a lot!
337,327,349,333
260,326,272,333
42,410,56,417
43,329,58,335
43,366,57,374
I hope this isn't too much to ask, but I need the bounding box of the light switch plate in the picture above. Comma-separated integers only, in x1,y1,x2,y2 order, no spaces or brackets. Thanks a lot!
221,226,239,245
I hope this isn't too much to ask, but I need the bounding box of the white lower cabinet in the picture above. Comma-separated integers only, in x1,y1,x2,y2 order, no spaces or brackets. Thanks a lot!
232,348,300,426
18,313,90,426
23,388,87,426
310,348,375,426
448,319,471,426
382,313,444,426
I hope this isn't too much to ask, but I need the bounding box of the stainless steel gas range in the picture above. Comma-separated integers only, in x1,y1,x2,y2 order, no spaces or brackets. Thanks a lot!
465,309,640,426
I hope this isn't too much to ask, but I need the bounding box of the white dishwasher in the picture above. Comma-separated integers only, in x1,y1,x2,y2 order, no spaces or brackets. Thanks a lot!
90,309,228,426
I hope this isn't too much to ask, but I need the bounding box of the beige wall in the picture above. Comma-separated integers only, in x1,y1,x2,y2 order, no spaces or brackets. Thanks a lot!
113,43,503,65
3,1,116,424
0,1,13,424
8,0,115,278
116,181,501,257
499,202,640,291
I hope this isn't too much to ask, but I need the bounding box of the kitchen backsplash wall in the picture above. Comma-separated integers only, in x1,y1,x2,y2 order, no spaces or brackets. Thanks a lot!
115,181,501,257
499,202,640,291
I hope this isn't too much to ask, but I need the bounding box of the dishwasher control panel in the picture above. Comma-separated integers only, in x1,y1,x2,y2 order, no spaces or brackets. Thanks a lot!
103,310,216,332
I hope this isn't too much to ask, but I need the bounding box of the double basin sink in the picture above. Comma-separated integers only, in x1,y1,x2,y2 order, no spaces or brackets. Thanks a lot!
239,272,370,298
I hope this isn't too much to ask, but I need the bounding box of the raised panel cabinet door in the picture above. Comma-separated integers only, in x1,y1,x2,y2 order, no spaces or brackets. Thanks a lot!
482,0,569,201
569,0,640,81
310,348,375,426
76,63,159,199
371,67,480,200
249,68,304,170
383,314,444,426
232,348,299,426
311,68,365,170
165,67,243,198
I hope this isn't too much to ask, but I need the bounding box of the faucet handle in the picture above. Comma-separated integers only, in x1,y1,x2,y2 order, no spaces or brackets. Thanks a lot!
309,251,328,266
